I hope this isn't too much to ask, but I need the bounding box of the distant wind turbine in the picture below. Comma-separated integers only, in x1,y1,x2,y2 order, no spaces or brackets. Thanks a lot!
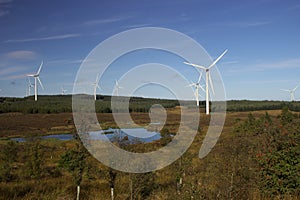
187,72,205,106
281,84,299,101
26,78,34,97
92,73,101,100
115,80,123,96
184,49,228,115
27,61,44,101
61,86,67,95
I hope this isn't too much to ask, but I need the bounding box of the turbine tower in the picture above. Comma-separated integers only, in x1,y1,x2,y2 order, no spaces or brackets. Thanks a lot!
281,84,299,101
92,73,101,100
115,80,123,96
184,49,227,115
26,78,34,97
27,61,44,101
187,72,205,106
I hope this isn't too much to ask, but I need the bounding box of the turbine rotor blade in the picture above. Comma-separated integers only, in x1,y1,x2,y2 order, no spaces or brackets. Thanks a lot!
37,77,44,90
208,49,228,69
199,84,205,92
183,62,206,70
197,71,203,83
187,83,196,87
95,73,100,82
293,84,299,91
37,60,43,75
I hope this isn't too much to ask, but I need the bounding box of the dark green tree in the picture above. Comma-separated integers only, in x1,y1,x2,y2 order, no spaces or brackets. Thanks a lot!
59,143,86,200
25,141,43,179
257,107,300,197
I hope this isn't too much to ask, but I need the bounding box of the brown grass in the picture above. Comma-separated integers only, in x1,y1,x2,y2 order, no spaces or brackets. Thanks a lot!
0,108,299,199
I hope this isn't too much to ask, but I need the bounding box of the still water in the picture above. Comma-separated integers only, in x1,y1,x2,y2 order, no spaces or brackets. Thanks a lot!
10,128,161,143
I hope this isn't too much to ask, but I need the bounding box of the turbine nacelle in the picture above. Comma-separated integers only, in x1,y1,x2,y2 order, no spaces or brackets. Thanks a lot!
26,61,44,101
281,84,299,101
61,87,67,95
183,49,227,114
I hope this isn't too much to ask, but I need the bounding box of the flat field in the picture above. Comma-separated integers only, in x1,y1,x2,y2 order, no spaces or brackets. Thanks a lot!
0,105,299,199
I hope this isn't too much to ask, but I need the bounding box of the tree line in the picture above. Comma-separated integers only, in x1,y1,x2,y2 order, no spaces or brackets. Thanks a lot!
0,95,179,114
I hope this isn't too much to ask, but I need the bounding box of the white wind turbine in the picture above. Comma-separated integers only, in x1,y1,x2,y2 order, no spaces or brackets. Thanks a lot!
27,61,44,101
26,78,34,97
61,86,67,95
281,84,299,101
92,73,101,100
187,72,205,106
184,49,228,115
114,80,123,96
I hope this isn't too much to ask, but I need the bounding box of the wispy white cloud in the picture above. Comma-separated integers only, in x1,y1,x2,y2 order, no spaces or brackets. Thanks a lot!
4,33,80,43
0,66,28,80
5,50,37,60
1,73,27,80
0,0,13,3
238,79,294,85
0,0,13,17
47,59,84,65
224,58,300,75
221,60,239,65
0,49,37,80
84,16,131,26
287,4,300,11
0,9,8,17
225,20,271,28
0,66,22,75
255,58,300,70
123,23,153,29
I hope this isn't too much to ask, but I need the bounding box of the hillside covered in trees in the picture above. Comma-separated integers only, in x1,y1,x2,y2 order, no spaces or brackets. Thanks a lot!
1,95,300,114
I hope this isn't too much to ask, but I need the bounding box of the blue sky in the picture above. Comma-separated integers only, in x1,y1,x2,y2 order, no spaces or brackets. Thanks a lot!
0,0,300,100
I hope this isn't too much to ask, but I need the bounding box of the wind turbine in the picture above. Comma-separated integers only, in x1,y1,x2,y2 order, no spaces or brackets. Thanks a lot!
187,72,205,106
281,84,299,101
91,73,101,100
26,78,34,97
115,80,123,96
27,61,44,101
61,86,67,95
184,49,228,115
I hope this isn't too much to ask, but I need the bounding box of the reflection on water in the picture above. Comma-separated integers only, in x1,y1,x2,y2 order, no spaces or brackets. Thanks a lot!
11,134,73,142
10,128,161,144
89,128,161,143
